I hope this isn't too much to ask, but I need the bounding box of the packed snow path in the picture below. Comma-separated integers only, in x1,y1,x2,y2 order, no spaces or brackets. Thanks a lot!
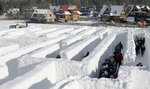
0,21,150,89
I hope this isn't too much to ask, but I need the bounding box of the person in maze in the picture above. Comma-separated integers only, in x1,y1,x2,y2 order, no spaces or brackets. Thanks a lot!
99,42,124,78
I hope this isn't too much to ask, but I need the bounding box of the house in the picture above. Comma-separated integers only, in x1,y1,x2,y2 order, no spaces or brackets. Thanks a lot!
99,5,127,22
30,9,56,22
50,5,81,22
49,5,61,20
58,5,72,22
128,5,150,23
80,6,97,18
6,8,20,19
68,5,81,21
145,6,150,23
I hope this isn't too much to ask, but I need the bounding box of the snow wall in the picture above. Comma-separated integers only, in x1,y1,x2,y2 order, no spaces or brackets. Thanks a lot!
123,32,136,65
0,34,67,79
0,28,132,89
60,29,109,61
0,31,112,89
142,31,150,66
82,32,128,78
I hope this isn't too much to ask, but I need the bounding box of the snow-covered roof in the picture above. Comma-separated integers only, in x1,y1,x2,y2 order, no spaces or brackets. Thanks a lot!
60,11,71,15
146,6,150,10
110,5,124,16
136,5,141,10
33,9,53,15
77,11,82,14
68,5,78,10
99,5,107,15
50,6,60,12
7,8,20,14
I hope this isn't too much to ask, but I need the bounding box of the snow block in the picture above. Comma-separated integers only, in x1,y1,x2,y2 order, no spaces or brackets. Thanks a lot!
60,36,99,61
123,32,136,64
82,34,117,77
46,28,74,38
35,28,56,36
28,27,42,32
61,27,97,47
0,65,8,79
0,59,56,89
69,27,87,34
0,44,19,56
31,43,60,58
0,35,66,64
130,68,150,89
92,28,109,39
3,30,26,38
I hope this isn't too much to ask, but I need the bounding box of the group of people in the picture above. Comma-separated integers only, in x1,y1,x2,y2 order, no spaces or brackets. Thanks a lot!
98,42,123,78
135,36,145,56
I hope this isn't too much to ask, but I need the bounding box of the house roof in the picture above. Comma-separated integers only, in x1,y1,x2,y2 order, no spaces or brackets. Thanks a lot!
59,11,71,15
33,9,53,14
68,5,78,10
50,6,60,12
7,8,19,14
110,5,124,16
61,5,69,11
99,5,124,16
134,5,150,12
146,6,150,10
72,11,82,15
136,5,141,10
99,5,107,15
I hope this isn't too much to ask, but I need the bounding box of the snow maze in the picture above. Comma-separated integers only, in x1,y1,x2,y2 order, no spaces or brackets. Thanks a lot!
0,23,150,89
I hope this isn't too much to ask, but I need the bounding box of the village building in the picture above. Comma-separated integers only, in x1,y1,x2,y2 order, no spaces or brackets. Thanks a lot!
99,5,127,22
49,5,61,21
5,8,20,19
68,5,82,21
30,9,56,22
80,7,94,18
80,5,97,18
127,5,150,23
50,5,81,22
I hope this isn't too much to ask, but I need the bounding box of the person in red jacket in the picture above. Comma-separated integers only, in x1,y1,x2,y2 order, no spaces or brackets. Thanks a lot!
114,52,123,67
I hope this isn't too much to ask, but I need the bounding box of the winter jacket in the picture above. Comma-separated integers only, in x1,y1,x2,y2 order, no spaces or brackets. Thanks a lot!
115,53,122,63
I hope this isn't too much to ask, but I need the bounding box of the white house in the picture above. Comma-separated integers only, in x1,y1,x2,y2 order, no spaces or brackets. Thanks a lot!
30,9,56,22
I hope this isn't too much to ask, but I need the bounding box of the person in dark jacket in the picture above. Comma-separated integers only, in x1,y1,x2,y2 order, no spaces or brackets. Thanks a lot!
135,42,140,55
141,45,145,56
119,42,123,50
115,42,123,53
140,37,145,45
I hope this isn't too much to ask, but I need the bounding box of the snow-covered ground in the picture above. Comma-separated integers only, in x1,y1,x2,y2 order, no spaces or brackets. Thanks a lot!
0,20,150,89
